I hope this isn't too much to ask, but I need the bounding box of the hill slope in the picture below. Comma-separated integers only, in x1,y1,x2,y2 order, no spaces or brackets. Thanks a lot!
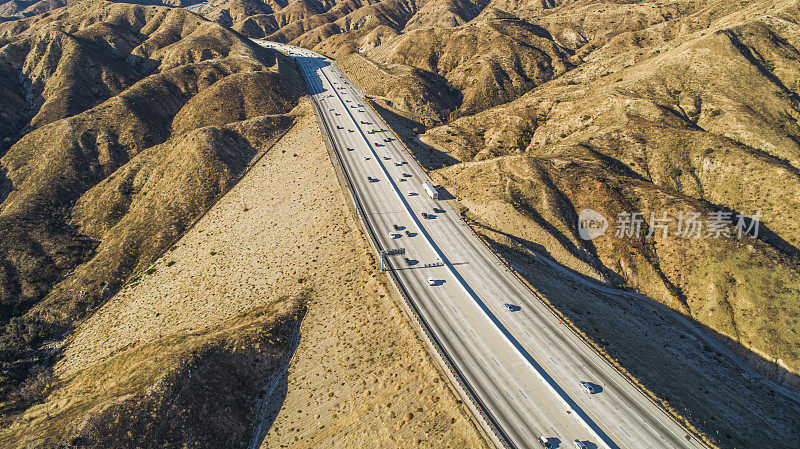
0,0,302,422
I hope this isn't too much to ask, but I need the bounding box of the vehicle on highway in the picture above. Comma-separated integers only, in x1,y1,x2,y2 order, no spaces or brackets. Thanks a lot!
374,142,383,147
347,147,354,151
394,162,403,166
407,191,417,196
363,156,370,160
422,181,439,199
580,381,597,394
348,129,354,133
384,156,391,160
403,173,412,178
328,108,334,111
427,277,437,286
503,303,520,312
336,125,343,129
405,257,413,265
334,112,340,116
393,224,401,231
421,212,428,219
360,120,370,124
405,230,412,237
538,436,552,448
574,440,587,449
390,233,401,239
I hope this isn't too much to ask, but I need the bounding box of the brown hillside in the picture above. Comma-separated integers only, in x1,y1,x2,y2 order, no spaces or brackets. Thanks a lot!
0,0,301,423
420,0,800,387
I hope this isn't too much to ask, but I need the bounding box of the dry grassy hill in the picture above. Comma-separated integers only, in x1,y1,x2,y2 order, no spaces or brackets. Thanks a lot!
0,0,302,425
418,0,800,389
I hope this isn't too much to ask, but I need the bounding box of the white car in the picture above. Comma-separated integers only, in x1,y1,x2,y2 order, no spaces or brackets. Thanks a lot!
574,440,587,449
579,381,596,394
427,277,436,286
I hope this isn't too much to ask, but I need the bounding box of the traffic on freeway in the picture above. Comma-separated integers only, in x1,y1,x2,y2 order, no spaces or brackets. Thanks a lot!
256,40,708,449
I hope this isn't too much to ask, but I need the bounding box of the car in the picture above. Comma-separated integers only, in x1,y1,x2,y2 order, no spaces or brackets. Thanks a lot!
383,156,391,160
363,156,370,160
334,112,340,116
408,191,417,196
503,303,520,312
427,277,436,286
390,232,401,239
538,436,552,448
393,224,401,231
579,381,596,394
403,173,411,177
433,207,444,213
336,125,343,129
405,230,412,237
347,147,354,151
574,441,587,449
394,162,403,166
421,212,428,218
348,129,354,133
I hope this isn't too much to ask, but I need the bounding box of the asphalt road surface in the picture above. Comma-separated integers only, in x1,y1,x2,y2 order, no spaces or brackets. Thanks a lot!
256,40,709,449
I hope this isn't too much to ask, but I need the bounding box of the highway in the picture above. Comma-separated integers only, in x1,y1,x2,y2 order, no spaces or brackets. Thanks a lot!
256,40,709,449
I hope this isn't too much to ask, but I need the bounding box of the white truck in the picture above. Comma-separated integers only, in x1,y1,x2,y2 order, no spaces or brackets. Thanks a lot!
422,181,439,200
